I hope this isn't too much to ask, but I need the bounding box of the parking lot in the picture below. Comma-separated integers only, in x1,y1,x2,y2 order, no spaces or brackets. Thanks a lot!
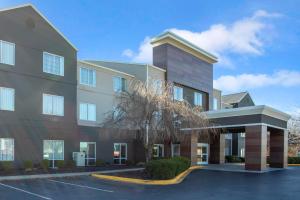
0,167,300,200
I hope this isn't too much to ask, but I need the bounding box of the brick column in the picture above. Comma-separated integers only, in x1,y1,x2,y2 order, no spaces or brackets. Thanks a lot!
245,125,267,171
209,133,225,164
269,129,288,168
190,132,198,166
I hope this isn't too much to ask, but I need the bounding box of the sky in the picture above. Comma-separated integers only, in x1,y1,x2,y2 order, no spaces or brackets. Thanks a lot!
1,0,300,114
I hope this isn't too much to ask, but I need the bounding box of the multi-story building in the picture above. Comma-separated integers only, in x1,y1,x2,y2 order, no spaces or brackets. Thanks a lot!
0,4,291,171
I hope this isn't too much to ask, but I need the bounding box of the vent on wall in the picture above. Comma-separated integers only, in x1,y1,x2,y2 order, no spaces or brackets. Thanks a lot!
25,17,35,30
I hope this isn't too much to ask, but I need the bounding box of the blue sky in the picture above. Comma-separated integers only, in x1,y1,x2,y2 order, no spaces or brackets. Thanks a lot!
1,0,300,114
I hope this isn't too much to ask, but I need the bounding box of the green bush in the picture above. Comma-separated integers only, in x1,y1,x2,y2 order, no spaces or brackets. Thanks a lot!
23,160,33,170
65,160,76,168
95,160,106,167
0,161,14,172
288,157,300,164
56,160,65,169
145,156,190,180
225,156,245,163
40,159,50,170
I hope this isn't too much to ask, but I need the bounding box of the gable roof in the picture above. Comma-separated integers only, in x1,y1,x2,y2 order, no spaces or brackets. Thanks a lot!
0,4,77,50
222,92,249,104
151,31,218,64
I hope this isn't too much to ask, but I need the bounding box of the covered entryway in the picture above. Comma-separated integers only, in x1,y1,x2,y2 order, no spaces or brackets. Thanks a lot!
183,105,290,171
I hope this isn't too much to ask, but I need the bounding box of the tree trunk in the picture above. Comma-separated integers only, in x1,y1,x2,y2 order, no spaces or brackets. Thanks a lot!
145,145,153,163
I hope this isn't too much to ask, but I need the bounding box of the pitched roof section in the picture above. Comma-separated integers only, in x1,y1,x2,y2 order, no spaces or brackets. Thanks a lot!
151,31,218,64
222,92,249,104
0,4,77,50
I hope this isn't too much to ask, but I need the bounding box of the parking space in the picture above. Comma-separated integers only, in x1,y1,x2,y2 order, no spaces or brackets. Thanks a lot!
1,167,300,200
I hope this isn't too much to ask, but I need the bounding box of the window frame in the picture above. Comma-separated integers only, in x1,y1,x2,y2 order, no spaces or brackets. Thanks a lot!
153,144,164,158
0,138,14,161
173,86,183,101
79,102,96,121
113,76,127,93
43,140,64,161
0,87,15,111
194,92,203,106
42,93,64,116
0,40,15,66
79,67,96,87
43,52,64,76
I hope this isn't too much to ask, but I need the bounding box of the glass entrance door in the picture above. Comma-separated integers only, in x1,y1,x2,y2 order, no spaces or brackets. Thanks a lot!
80,142,96,166
197,143,209,165
113,143,127,164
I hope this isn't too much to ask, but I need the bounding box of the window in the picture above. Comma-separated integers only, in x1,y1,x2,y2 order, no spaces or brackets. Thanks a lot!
113,76,127,92
113,143,127,164
43,52,64,76
240,148,245,158
0,87,14,111
80,142,96,166
80,67,96,87
153,144,164,158
0,138,14,161
173,86,183,101
240,133,246,138
0,40,15,65
171,143,180,157
194,92,202,106
153,80,163,95
213,98,218,110
79,103,96,121
43,94,64,116
43,140,64,161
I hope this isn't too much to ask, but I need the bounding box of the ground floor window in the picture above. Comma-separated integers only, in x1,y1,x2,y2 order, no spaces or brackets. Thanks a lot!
153,144,164,158
80,142,96,166
0,138,14,161
171,143,180,157
43,140,64,168
240,148,245,158
113,143,127,164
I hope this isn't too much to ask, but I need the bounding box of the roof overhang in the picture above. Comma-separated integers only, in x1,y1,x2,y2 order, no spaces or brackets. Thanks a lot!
182,105,291,131
151,31,218,64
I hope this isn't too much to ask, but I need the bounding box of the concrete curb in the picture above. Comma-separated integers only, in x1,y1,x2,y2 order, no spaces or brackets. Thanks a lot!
288,164,300,166
91,166,202,185
0,168,144,181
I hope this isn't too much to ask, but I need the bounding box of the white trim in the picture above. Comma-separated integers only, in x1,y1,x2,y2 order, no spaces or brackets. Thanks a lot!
204,105,291,122
78,61,135,78
181,123,288,131
0,4,77,51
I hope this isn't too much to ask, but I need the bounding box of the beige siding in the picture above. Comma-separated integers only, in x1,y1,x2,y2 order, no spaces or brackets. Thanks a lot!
77,61,134,126
213,89,222,110
148,65,165,83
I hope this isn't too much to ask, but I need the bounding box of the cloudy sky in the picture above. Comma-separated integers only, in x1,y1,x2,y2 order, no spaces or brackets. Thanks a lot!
1,0,300,114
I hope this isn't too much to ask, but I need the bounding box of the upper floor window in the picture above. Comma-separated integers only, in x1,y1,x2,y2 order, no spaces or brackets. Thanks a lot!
213,98,218,110
80,67,96,87
194,92,203,106
43,52,64,76
79,103,96,121
0,138,14,161
173,86,183,101
153,80,163,95
113,76,127,92
0,87,15,111
43,94,64,116
0,40,15,66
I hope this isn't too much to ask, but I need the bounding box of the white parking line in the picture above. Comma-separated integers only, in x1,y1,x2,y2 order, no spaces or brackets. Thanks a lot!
48,179,114,193
0,182,52,200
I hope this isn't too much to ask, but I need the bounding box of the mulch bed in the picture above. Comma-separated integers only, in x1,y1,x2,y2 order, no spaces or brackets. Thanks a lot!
107,169,151,180
0,165,135,177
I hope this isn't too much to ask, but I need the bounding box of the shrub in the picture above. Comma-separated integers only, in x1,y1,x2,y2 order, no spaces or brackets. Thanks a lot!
23,160,33,170
288,157,300,164
225,156,244,163
40,159,50,170
57,160,65,169
95,160,106,167
65,160,76,168
145,157,190,180
0,161,14,172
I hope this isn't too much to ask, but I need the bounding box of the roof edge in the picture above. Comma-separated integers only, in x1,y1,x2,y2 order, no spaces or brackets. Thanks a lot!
0,4,78,51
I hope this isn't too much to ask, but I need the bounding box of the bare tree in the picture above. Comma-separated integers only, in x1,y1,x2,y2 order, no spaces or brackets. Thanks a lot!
288,115,300,156
102,79,210,162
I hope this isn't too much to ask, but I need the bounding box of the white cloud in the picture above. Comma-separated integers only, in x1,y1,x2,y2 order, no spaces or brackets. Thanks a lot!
213,70,300,92
122,49,134,58
123,10,281,67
